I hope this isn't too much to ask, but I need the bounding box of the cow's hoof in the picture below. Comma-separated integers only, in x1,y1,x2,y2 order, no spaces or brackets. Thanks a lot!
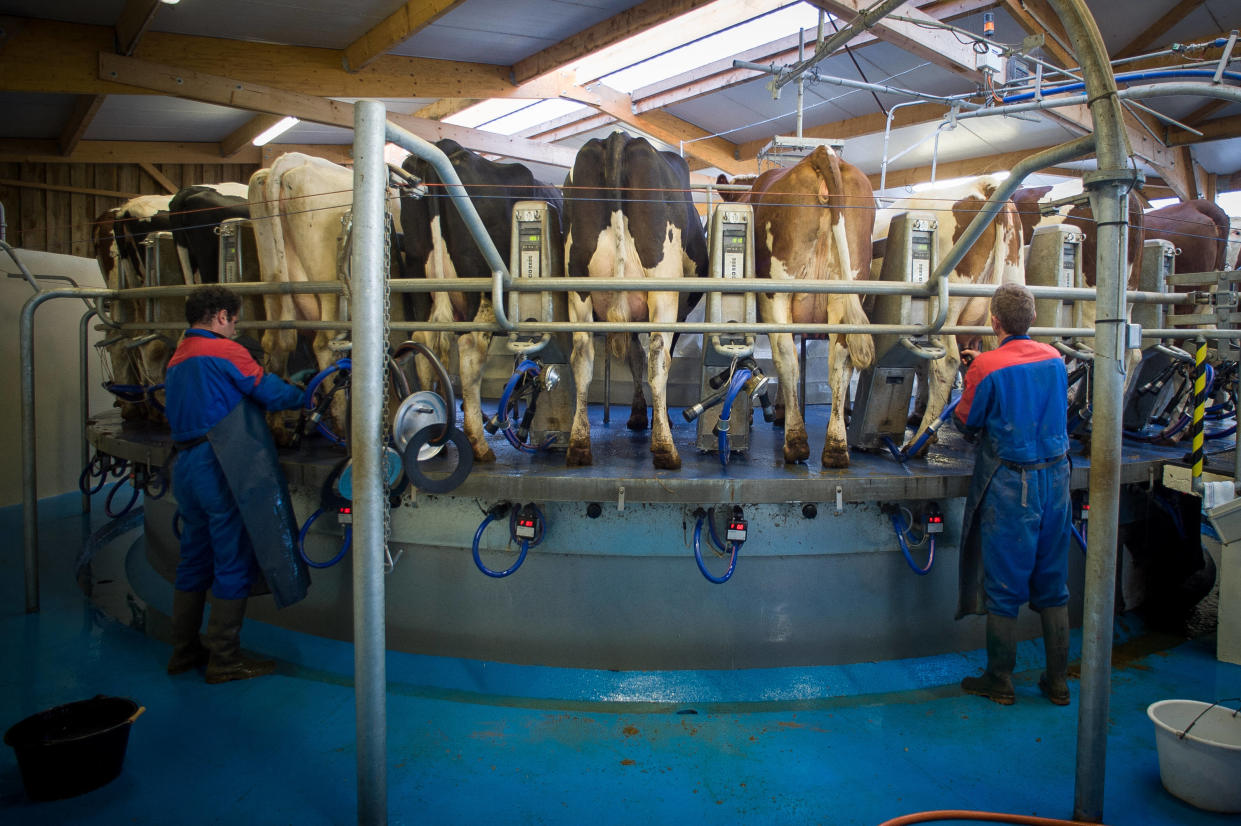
626,411,649,431
652,449,681,470
566,445,593,467
821,445,851,469
783,440,809,464
473,445,496,463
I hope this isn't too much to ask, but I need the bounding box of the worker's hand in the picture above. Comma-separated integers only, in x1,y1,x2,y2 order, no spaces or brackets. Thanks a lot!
960,348,979,366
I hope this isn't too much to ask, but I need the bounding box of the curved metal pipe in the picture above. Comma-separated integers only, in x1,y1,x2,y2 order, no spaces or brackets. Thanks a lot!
383,121,515,331
21,286,114,612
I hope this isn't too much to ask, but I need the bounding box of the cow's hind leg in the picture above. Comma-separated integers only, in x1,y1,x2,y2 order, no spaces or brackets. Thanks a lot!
822,339,852,468
625,333,649,431
566,293,595,467
457,299,496,463
646,331,680,469
770,330,809,463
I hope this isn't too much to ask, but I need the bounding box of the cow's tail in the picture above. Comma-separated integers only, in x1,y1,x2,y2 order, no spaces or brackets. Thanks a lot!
604,134,630,363
816,148,874,369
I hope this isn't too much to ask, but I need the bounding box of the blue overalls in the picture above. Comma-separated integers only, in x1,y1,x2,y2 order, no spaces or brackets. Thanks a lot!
165,329,304,599
954,336,1071,618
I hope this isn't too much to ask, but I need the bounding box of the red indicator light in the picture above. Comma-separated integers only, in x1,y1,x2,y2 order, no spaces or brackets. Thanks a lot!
339,507,352,514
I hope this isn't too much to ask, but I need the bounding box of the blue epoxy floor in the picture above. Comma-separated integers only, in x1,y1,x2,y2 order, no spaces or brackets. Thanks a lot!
3,493,1239,825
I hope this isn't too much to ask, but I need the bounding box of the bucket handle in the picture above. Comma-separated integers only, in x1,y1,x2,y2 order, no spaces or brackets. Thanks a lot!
1178,697,1240,740
126,706,146,725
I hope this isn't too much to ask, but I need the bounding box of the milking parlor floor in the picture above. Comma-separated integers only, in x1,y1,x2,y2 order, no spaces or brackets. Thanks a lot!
2,490,1237,826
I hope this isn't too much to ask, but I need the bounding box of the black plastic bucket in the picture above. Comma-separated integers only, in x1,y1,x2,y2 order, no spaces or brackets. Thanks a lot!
4,695,143,801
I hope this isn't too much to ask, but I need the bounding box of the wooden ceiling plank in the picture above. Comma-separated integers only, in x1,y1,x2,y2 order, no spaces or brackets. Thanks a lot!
1113,0,1204,60
565,83,751,174
1165,113,1241,146
805,0,982,79
220,114,288,158
414,99,479,121
114,0,162,56
1182,99,1228,126
343,0,469,73
0,138,263,165
870,145,1058,189
59,94,106,157
99,53,578,168
0,18,558,99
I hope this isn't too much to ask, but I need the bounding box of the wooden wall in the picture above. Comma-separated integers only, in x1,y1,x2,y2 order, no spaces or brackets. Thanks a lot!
0,162,258,259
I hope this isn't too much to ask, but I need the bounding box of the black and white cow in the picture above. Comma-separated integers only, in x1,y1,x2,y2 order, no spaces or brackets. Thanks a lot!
400,138,565,463
168,182,251,283
563,131,708,469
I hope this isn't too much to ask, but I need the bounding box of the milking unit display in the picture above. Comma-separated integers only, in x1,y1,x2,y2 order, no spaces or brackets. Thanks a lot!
76,149,1237,672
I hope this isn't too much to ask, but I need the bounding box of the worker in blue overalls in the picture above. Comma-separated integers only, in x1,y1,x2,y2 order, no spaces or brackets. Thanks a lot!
164,285,306,683
954,283,1072,706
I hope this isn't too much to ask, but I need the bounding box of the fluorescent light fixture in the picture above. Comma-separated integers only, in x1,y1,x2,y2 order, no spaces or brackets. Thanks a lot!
160,0,181,5
252,116,300,147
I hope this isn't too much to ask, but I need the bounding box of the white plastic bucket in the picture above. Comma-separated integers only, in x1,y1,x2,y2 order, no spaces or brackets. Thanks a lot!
1147,699,1241,813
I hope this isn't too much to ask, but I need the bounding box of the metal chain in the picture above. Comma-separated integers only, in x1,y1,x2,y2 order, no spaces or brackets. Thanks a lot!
381,204,396,574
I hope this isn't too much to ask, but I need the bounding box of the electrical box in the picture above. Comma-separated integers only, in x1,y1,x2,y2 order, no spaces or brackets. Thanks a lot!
975,45,1004,74
143,231,185,325
848,211,939,451
504,200,574,449
1133,239,1175,338
1027,223,1085,340
216,218,265,324
696,204,758,454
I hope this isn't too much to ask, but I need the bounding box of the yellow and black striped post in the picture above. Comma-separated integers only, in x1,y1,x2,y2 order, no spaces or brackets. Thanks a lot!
1189,336,1208,492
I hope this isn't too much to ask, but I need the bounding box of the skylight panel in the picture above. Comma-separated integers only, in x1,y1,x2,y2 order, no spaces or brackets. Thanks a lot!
444,1,830,137
595,3,828,93
482,99,591,136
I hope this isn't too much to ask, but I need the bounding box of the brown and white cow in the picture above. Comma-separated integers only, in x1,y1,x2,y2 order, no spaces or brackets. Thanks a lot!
738,145,875,467
400,139,565,463
1143,199,1230,276
1011,185,1054,246
875,176,1025,448
563,132,708,469
1061,197,1145,368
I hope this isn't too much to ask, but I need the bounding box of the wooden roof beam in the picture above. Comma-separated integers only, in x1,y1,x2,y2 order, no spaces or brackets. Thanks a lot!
114,0,162,56
59,94,106,157
565,83,752,174
511,0,722,85
0,17,567,100
805,0,984,79
97,52,578,168
1113,0,1204,60
999,0,1074,67
343,0,468,73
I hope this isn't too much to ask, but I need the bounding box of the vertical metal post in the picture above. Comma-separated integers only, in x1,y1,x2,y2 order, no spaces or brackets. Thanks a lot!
81,308,98,514
351,99,388,826
1046,0,1133,820
21,294,42,613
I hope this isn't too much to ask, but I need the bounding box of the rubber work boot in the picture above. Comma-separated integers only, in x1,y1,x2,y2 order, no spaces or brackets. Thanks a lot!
204,597,276,684
166,589,210,675
961,614,1018,705
1038,604,1071,705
